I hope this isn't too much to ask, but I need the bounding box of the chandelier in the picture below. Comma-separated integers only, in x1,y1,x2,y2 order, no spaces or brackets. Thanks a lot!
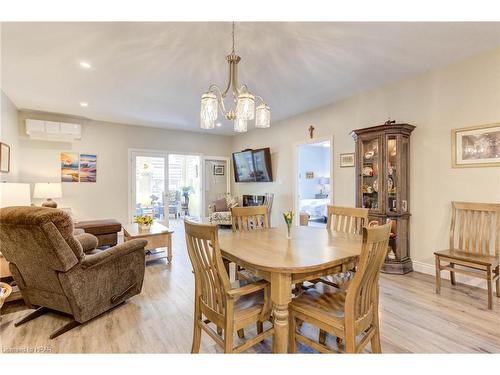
200,22,271,133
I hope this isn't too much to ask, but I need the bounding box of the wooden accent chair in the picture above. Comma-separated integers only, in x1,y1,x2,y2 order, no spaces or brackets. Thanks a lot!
184,220,274,353
289,223,391,353
231,206,270,232
434,202,500,309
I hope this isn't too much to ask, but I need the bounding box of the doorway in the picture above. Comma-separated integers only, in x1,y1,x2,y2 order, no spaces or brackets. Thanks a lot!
203,157,231,217
294,138,333,228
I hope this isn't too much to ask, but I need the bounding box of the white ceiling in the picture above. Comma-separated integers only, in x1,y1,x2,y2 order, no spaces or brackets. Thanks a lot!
2,22,500,135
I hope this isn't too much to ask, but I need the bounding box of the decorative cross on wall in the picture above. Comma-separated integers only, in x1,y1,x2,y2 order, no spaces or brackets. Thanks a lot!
308,125,315,139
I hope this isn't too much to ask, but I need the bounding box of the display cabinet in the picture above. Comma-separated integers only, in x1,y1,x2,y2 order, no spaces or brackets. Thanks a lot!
351,122,416,274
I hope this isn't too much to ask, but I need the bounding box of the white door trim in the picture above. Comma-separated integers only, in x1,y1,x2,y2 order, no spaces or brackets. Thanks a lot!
292,135,334,226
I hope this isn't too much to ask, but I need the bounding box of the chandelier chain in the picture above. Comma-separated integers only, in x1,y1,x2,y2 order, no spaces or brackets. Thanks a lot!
231,21,235,53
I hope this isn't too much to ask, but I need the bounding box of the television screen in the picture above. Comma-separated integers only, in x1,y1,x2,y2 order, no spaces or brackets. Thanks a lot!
233,150,255,182
253,149,272,182
233,148,273,182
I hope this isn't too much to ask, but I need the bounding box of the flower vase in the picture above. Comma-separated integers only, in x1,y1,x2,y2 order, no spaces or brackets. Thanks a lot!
286,224,292,240
139,223,151,231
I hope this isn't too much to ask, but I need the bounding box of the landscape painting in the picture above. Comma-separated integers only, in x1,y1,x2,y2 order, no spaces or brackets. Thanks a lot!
452,123,500,167
79,153,97,182
60,152,79,182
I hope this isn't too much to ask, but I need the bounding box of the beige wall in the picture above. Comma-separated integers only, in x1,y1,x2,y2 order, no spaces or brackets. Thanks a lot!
232,48,500,283
17,110,232,224
0,91,19,181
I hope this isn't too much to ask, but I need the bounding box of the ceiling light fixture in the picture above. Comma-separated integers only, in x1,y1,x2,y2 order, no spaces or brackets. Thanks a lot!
200,22,270,133
79,61,91,69
80,102,88,107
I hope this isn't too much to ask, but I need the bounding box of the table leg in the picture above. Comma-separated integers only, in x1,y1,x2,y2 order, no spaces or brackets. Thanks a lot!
167,233,173,264
270,272,292,353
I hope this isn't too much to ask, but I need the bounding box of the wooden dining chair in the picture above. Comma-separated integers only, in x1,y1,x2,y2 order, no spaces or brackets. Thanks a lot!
434,202,500,309
231,206,270,232
289,223,391,353
230,206,270,284
184,220,274,353
326,205,369,234
317,206,369,289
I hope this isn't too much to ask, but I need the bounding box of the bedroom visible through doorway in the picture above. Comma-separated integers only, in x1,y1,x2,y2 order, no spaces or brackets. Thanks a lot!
296,139,332,228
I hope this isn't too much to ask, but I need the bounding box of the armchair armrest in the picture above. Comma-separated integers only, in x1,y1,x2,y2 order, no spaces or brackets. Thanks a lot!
81,239,147,269
208,204,216,214
226,280,268,298
75,233,98,254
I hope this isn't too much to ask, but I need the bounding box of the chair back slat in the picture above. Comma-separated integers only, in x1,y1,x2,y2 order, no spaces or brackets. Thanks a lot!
184,220,230,316
326,206,369,235
346,223,391,321
231,206,269,232
449,202,500,256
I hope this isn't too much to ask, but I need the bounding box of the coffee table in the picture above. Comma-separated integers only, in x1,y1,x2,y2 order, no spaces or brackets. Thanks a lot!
123,222,174,264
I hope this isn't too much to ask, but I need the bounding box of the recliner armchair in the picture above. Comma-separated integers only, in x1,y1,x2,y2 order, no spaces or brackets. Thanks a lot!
0,206,147,339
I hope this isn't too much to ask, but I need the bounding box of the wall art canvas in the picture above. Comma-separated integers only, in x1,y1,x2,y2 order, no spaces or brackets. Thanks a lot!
61,152,79,182
452,123,500,168
79,153,97,182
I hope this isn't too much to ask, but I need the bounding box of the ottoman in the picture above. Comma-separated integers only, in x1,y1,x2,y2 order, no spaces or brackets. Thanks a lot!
74,219,122,247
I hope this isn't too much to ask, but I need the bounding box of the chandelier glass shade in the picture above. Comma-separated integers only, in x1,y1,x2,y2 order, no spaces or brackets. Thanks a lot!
200,22,270,133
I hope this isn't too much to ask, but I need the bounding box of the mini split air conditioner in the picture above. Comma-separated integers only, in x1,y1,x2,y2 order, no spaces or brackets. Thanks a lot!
25,119,81,142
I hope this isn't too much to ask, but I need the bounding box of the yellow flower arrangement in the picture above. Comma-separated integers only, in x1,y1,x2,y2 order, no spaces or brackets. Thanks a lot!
134,215,153,226
283,211,294,225
283,211,294,239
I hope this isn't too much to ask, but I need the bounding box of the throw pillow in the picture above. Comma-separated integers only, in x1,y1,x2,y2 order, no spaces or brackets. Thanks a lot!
214,198,228,212
225,195,238,209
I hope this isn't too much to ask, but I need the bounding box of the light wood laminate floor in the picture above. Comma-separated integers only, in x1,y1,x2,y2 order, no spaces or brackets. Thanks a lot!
1,219,499,353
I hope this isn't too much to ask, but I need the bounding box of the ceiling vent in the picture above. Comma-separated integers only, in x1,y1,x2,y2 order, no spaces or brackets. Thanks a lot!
25,119,81,142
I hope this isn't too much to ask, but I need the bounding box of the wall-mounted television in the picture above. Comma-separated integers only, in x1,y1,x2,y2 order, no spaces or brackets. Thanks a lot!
232,148,273,182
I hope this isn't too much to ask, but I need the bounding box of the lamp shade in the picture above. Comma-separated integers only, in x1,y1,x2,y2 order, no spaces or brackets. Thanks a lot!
0,183,31,207
33,183,62,199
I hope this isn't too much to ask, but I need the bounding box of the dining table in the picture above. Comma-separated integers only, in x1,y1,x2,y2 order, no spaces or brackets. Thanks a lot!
218,225,363,353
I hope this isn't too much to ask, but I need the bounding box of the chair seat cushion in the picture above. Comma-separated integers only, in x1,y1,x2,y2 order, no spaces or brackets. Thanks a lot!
435,249,499,267
231,280,265,321
290,285,346,331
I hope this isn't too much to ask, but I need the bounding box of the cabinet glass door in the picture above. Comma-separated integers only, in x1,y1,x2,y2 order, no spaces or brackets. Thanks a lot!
360,137,381,212
386,136,398,214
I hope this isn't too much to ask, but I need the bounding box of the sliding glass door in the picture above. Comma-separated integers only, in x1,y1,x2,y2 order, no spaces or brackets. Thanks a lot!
130,151,168,224
130,150,205,225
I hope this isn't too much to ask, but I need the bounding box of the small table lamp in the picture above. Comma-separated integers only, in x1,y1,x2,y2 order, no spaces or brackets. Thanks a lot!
33,182,62,208
318,176,330,195
0,183,31,207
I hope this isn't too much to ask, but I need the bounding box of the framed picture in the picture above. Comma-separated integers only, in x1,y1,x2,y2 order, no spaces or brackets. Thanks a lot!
305,171,314,179
0,142,10,173
340,153,355,168
214,164,225,176
452,123,500,168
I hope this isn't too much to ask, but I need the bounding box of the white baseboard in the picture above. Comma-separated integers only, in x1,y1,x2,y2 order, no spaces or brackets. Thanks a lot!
412,260,487,290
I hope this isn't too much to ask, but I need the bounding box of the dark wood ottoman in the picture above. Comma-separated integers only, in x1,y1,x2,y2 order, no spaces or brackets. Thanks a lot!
74,219,122,247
